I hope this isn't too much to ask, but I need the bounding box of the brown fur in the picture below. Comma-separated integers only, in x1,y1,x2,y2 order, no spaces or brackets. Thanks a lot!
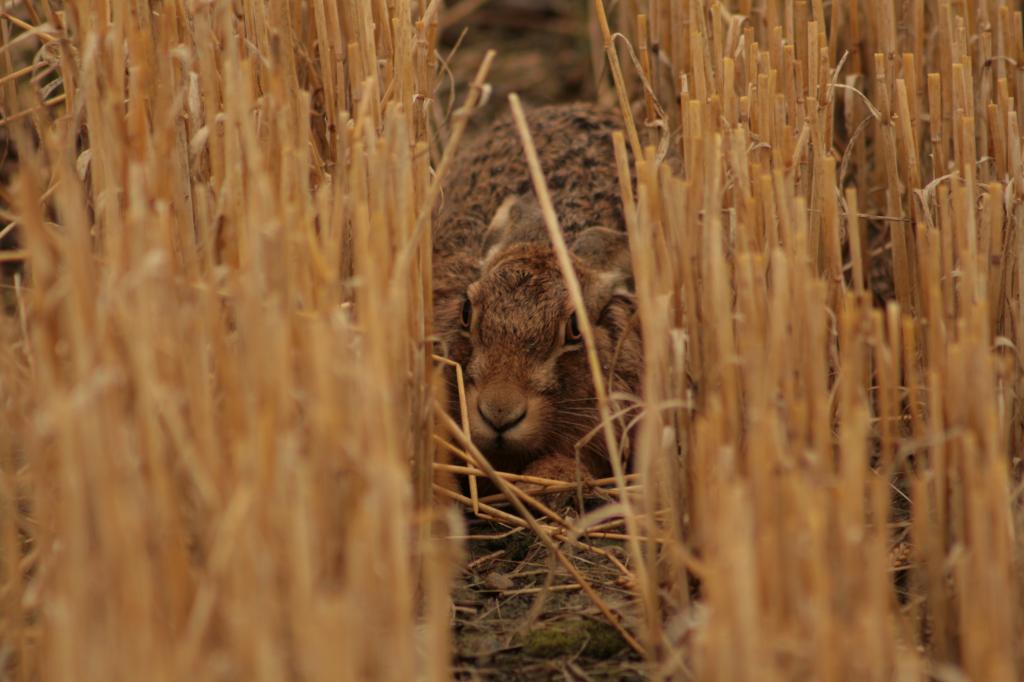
433,103,641,490
433,103,628,259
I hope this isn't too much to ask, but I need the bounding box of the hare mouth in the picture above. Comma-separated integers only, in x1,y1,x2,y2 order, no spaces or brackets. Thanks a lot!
469,420,548,470
472,428,537,458
473,437,543,473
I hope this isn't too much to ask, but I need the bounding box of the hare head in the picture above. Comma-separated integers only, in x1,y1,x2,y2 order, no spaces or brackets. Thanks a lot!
434,195,640,476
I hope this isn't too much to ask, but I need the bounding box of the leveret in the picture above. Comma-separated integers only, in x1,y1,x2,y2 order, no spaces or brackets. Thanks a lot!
433,103,641,487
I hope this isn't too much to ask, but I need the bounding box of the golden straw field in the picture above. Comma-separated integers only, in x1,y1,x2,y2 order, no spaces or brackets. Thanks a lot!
1,0,1022,680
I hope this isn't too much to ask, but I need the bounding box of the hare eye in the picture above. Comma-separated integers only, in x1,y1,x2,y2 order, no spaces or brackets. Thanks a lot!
565,312,582,344
460,298,472,330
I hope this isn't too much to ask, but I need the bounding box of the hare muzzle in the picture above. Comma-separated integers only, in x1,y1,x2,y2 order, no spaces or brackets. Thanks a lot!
476,382,528,434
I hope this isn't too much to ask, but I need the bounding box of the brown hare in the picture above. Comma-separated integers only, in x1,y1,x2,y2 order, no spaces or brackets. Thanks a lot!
433,103,640,491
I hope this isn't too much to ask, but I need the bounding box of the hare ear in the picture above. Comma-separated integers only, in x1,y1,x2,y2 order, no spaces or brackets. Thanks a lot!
482,194,546,259
570,226,632,281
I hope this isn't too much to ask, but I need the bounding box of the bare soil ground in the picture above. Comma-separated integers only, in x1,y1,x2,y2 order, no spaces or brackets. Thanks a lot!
453,517,645,681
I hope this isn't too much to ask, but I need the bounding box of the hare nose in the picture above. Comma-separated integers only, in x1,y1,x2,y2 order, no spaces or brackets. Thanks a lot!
478,384,527,433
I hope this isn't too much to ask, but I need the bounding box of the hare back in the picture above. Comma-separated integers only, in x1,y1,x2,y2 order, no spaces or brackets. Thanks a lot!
434,102,626,258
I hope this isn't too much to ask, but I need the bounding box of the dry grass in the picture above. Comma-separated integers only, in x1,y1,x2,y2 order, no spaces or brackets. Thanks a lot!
1,0,1023,680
